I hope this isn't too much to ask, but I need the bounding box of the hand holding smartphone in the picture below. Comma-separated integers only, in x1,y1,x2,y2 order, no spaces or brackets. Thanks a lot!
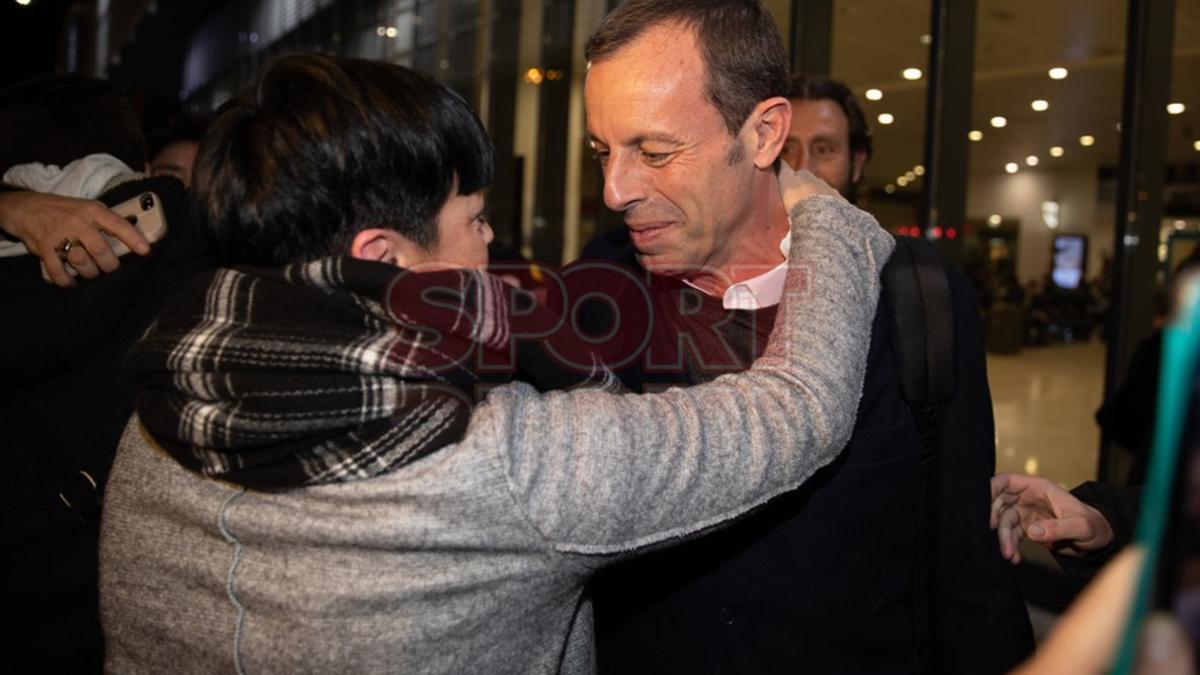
40,191,167,282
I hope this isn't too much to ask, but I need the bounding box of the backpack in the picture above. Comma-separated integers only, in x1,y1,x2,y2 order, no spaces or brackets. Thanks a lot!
881,234,957,674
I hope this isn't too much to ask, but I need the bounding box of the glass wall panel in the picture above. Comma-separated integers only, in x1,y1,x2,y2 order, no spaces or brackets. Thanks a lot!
830,0,931,230
1162,4,1200,288
966,0,1128,488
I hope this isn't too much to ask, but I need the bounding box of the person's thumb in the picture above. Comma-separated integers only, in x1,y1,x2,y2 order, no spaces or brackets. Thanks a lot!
1137,614,1195,675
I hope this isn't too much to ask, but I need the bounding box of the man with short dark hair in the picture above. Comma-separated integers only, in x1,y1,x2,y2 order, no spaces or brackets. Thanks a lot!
782,75,872,200
579,2,1035,672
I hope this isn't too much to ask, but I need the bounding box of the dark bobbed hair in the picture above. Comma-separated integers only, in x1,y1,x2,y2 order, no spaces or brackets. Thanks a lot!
147,113,212,160
193,53,494,266
585,0,790,138
0,74,146,173
789,75,873,161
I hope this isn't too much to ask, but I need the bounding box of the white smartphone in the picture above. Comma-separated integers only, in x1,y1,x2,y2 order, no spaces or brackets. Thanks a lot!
42,191,168,281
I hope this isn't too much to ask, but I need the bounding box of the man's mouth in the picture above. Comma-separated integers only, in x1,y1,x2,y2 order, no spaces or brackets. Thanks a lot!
627,222,672,249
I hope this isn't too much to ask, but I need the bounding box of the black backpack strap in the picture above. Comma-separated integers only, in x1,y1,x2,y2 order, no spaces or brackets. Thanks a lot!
881,235,957,674
883,236,957,410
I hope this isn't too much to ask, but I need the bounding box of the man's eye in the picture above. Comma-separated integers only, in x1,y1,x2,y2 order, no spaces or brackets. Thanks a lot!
814,144,836,156
593,150,610,166
641,151,672,166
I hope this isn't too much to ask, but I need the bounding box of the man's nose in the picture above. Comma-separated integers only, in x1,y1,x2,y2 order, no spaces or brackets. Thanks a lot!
602,152,646,213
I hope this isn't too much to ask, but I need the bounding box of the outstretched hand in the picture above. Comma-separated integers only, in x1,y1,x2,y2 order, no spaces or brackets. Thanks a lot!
990,473,1114,564
0,191,150,287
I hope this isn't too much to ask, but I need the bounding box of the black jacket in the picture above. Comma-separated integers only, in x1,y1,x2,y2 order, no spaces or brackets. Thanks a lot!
0,176,213,672
580,227,1034,675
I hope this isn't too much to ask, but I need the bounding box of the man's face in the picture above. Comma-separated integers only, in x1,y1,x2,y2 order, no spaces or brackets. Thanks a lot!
150,141,199,188
779,99,865,198
584,23,761,277
418,189,492,270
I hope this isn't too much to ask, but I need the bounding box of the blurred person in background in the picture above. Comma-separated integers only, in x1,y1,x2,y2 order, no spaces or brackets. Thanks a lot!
0,73,212,673
780,74,872,201
146,113,210,189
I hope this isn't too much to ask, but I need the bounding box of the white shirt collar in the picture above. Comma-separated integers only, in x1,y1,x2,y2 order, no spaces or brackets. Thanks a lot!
682,232,792,310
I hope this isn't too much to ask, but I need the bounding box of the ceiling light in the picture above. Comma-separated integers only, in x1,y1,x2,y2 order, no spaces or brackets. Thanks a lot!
1194,140,1200,151
1167,102,1186,115
1025,155,1039,167
968,130,983,141
865,88,883,101
1041,201,1060,229
1049,146,1065,157
877,112,895,125
902,68,923,81
1048,67,1068,80
385,26,398,38
1079,134,1095,147
913,165,925,176
905,171,916,181
990,116,1007,128
897,176,909,186
376,26,387,36
885,184,896,194
920,34,932,45
1030,99,1049,112
988,214,1003,227
1005,162,1019,174
16,0,32,5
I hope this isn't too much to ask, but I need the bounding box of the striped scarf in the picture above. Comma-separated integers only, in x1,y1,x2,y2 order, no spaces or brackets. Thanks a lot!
128,257,618,489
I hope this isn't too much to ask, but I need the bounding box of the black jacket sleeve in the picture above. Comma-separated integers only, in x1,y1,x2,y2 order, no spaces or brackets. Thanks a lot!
1051,482,1142,579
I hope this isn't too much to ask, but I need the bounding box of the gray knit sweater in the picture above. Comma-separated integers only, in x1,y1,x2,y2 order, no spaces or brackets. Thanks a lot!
99,196,894,674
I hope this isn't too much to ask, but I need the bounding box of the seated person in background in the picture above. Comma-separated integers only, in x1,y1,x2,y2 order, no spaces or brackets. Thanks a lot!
99,53,895,673
0,74,213,672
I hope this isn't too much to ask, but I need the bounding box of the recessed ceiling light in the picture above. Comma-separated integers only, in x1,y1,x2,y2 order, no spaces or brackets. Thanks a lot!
968,130,983,141
905,171,916,181
1005,162,1019,174
902,68,923,81
1049,146,1065,157
865,88,883,101
877,112,895,125
913,165,925,176
1079,134,1095,147
1030,99,1049,112
1194,139,1200,152
885,184,896,194
920,34,932,45
1025,155,1039,167
385,26,398,38
1048,67,1068,80
990,116,1007,128
16,0,32,5
988,214,1002,227
1167,102,1186,115
897,175,909,186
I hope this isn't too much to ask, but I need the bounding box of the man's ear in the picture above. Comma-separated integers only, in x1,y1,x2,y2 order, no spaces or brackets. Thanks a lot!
749,96,792,170
851,150,869,184
350,228,423,268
